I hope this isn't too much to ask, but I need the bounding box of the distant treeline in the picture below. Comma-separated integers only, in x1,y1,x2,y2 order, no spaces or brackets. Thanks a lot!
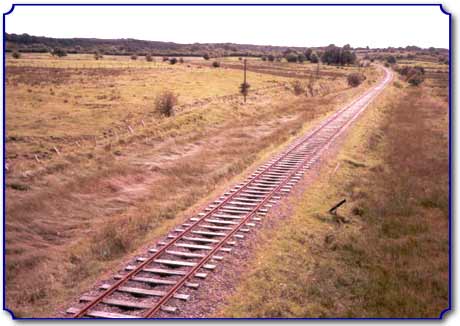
6,33,448,59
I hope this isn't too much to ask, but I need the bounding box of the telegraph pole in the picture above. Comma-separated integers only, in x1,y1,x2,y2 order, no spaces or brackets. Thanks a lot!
243,59,247,103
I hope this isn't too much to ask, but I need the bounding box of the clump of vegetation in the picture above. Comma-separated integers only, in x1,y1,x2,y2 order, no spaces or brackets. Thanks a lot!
169,57,178,65
267,54,275,62
285,53,298,63
203,53,210,60
239,82,250,98
347,73,366,87
130,54,137,60
310,53,319,63
51,48,67,57
292,80,304,95
146,54,153,62
386,55,397,64
179,57,184,63
154,91,178,117
12,50,21,59
321,44,356,65
162,56,169,62
297,53,306,63
396,66,425,86
94,51,103,60
212,61,220,68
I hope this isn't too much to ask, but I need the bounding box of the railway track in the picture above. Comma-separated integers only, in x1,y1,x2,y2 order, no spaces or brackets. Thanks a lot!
67,67,392,319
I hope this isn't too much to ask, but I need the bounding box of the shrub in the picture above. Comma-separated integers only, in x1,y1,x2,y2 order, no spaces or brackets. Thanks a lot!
12,51,21,59
386,55,397,64
285,53,298,63
292,80,304,95
146,54,153,62
240,82,250,97
238,57,242,61
347,73,366,87
51,48,67,57
162,56,169,62
261,56,267,61
407,74,424,86
94,52,103,60
297,53,306,63
130,54,137,60
267,54,275,62
212,61,220,68
203,53,210,60
169,57,178,65
310,53,319,63
154,91,178,117
179,57,184,63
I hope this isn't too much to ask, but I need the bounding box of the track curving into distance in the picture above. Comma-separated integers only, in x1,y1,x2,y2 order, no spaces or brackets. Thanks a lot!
68,67,392,319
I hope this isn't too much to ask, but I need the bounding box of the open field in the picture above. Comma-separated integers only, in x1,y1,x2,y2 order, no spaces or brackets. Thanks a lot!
5,52,380,317
218,59,449,318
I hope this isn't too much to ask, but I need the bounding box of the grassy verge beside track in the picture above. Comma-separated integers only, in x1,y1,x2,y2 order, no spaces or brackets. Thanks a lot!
218,74,449,318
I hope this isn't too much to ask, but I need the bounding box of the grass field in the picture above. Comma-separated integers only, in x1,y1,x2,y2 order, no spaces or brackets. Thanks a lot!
218,60,449,318
5,52,380,317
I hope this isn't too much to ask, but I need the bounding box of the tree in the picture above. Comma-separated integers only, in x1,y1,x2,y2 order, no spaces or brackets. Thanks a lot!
203,53,210,60
297,53,306,63
304,48,312,60
321,45,356,65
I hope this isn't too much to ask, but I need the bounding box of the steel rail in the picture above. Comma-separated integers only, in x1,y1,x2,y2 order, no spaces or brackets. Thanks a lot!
143,68,392,317
74,67,390,318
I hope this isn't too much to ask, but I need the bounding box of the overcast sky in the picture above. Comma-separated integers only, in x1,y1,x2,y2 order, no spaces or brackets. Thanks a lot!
5,5,449,49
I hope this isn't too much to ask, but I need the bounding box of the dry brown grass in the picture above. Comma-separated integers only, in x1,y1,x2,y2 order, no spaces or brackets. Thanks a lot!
5,53,378,317
218,68,449,318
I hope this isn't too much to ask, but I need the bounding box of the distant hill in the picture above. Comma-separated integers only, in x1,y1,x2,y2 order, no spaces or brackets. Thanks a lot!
5,33,314,57
6,33,447,59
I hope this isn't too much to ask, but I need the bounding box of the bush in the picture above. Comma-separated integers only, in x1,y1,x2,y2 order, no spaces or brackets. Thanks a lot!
51,48,67,57
203,53,210,60
240,82,250,97
407,74,424,86
212,61,220,68
285,53,298,63
130,54,137,60
267,54,275,62
386,55,397,64
169,57,178,65
179,57,184,63
154,91,178,117
12,51,21,59
297,53,306,63
261,56,267,61
292,80,304,95
347,73,366,87
310,53,319,63
94,52,103,60
146,54,153,62
162,56,169,62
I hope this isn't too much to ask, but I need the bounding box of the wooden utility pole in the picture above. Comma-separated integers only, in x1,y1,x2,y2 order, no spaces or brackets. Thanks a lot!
243,59,247,103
